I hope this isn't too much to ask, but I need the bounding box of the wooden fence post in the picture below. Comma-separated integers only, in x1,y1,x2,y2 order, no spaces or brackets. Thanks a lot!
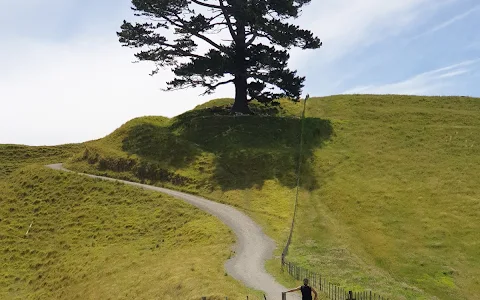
347,291,355,300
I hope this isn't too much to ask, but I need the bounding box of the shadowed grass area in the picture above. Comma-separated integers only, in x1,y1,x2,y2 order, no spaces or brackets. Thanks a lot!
64,94,480,300
0,165,262,299
87,104,332,191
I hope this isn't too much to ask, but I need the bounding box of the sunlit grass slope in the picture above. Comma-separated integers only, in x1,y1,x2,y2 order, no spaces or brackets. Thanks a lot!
65,95,480,300
290,95,480,300
0,144,83,179
0,160,261,299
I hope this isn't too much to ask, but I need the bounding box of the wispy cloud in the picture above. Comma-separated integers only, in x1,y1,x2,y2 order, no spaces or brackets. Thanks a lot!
412,4,480,39
467,41,480,50
290,0,456,67
343,59,480,95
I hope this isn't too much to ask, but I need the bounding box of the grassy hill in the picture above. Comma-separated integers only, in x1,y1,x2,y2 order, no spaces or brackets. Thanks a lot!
0,147,262,299
0,144,83,179
63,94,480,300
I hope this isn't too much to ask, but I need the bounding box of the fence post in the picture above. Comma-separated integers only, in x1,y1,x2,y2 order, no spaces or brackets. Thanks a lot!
347,291,355,300
282,292,287,300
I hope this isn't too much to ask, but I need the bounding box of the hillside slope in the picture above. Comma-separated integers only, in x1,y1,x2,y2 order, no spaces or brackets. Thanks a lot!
0,144,83,179
0,148,262,299
65,94,480,300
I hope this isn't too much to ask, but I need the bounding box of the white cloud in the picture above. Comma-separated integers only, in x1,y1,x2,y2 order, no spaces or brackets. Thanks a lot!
342,59,480,95
0,34,232,146
289,0,457,68
411,4,480,40
0,1,243,146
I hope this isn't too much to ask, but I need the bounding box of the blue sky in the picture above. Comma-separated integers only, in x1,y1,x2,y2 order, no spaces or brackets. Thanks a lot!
1,0,479,145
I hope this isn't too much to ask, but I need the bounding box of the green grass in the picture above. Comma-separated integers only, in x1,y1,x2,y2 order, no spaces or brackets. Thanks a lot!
290,95,480,299
0,144,84,179
64,95,480,299
0,156,262,298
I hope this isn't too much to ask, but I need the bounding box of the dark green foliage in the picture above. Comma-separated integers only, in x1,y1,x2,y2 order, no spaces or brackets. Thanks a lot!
117,0,322,113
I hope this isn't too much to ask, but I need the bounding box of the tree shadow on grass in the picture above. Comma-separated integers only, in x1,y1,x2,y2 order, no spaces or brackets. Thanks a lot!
121,106,333,191
122,124,200,169
170,108,333,191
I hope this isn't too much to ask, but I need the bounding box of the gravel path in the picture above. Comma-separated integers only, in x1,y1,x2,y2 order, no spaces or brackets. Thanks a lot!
47,164,300,300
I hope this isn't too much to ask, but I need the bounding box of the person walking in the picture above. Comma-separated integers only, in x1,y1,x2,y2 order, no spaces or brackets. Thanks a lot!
285,278,318,300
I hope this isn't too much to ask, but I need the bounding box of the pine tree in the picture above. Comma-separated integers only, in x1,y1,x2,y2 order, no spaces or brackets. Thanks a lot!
118,0,322,113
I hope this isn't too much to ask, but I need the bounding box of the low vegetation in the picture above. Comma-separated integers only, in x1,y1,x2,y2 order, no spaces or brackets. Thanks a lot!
64,94,480,299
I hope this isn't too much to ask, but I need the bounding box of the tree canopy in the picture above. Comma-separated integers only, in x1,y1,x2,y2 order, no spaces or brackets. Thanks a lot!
118,0,322,113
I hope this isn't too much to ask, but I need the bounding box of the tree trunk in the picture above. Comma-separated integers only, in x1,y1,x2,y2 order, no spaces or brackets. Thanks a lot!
232,75,251,114
230,18,252,115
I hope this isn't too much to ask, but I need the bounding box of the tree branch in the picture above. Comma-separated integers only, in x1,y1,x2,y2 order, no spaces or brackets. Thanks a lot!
163,14,227,53
191,0,221,10
157,41,205,59
246,32,258,47
219,0,237,43
201,78,235,95
208,78,235,89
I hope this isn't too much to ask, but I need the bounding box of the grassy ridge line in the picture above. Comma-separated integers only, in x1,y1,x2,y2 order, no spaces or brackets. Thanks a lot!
0,144,84,179
64,95,480,299
0,164,263,299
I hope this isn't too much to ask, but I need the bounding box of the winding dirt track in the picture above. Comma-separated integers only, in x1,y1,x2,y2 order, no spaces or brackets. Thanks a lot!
47,164,300,300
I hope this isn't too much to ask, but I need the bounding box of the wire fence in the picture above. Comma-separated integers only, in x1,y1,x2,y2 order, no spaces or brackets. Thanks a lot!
282,258,390,300
280,96,390,300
